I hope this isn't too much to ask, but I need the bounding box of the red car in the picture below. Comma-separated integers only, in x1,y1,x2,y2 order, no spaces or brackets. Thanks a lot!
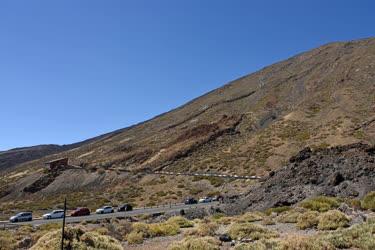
71,207,90,217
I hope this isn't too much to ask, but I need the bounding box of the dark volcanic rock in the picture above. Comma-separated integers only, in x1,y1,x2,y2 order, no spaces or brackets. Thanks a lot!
224,143,375,215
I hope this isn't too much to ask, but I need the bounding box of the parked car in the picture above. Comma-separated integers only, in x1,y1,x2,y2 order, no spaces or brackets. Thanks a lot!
71,207,90,217
9,212,32,223
184,197,198,205
96,206,114,214
198,197,212,203
117,204,133,212
43,210,65,220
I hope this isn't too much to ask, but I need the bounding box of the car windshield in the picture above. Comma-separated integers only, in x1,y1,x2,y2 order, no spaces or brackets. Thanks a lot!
15,213,24,216
53,210,63,213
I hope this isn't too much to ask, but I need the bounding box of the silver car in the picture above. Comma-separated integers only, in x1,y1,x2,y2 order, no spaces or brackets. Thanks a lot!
9,212,32,223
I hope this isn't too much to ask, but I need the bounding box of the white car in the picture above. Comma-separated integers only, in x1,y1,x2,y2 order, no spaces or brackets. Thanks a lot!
198,197,212,203
96,206,114,214
43,210,65,220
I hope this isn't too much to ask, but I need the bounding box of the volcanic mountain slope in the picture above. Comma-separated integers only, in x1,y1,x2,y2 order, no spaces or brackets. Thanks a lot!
1,37,375,209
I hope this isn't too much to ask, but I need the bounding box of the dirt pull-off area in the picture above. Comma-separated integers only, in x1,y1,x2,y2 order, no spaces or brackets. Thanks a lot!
225,143,375,214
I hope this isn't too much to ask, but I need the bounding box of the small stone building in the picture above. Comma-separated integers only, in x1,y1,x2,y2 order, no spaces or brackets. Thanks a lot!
45,158,69,171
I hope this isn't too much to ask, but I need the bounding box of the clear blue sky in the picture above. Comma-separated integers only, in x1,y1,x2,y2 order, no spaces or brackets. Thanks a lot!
1,0,374,150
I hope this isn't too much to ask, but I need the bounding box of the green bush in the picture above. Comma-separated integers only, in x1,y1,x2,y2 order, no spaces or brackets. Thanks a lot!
361,191,375,211
317,210,350,230
296,211,320,229
299,196,340,212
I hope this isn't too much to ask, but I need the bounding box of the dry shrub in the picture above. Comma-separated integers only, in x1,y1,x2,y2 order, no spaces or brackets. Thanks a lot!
361,191,375,211
234,239,279,250
30,226,122,250
278,235,334,250
126,231,144,244
237,212,263,222
299,196,339,212
277,210,302,224
261,217,275,225
296,211,319,229
228,222,278,241
317,210,350,230
126,221,180,244
167,216,194,228
168,236,221,250
148,222,179,237
322,219,375,249
184,221,219,237
0,230,17,250
265,206,291,215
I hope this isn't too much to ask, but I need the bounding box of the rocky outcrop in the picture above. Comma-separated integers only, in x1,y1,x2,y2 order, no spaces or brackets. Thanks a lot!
224,143,375,214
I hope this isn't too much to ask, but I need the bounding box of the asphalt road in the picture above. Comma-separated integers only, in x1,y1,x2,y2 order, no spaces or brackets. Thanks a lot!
0,202,219,228
152,171,261,180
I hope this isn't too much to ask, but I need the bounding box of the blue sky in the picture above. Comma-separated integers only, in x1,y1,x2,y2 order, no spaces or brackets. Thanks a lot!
1,0,374,150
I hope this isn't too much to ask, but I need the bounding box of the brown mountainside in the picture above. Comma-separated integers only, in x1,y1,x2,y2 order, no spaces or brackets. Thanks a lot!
1,37,374,211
